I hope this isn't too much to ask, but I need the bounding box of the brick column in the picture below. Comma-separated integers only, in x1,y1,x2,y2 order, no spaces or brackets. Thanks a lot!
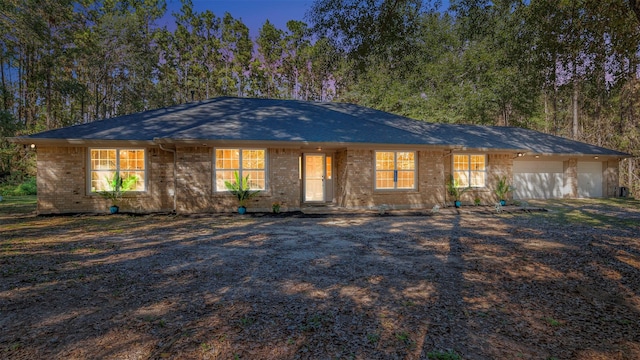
604,159,620,197
563,158,578,198
175,146,212,213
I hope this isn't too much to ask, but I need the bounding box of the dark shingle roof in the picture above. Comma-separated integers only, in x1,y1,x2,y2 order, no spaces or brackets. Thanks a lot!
18,97,628,156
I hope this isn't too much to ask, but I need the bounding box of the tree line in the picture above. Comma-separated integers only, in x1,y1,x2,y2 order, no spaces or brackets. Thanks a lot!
1,0,639,195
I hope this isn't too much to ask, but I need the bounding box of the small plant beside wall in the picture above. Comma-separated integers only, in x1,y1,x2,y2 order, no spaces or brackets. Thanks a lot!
98,172,138,214
446,175,470,208
272,202,281,213
427,349,462,360
224,171,260,214
494,176,516,206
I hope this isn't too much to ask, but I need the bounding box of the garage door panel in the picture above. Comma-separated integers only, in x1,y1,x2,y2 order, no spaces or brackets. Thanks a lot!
513,161,564,199
514,173,564,199
578,162,603,198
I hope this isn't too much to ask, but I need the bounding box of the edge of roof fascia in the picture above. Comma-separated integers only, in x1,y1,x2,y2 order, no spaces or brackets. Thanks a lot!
152,138,472,150
11,136,631,158
9,137,157,146
516,152,632,159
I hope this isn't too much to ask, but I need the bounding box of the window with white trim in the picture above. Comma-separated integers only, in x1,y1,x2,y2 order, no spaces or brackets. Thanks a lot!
453,154,486,187
89,149,146,192
214,148,266,191
375,151,416,190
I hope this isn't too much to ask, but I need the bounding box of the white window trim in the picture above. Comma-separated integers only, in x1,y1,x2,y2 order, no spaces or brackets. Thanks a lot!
87,148,148,194
453,154,487,188
374,150,417,191
213,148,268,192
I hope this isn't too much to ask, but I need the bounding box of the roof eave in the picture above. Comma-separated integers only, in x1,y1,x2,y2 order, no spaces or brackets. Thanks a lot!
518,152,631,159
9,137,157,147
10,137,632,158
154,138,469,150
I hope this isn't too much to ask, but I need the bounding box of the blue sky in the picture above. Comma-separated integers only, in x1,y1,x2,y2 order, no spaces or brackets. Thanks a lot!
164,0,312,37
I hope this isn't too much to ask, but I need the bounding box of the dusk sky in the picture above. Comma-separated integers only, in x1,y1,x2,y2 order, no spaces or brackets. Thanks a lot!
164,0,313,37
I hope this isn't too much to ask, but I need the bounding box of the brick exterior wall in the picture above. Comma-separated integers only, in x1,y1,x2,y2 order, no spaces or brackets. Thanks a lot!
175,146,213,213
34,145,620,214
338,149,447,210
564,158,578,198
604,159,620,197
36,146,86,213
36,146,174,214
266,148,301,211
340,149,375,208
443,152,514,205
334,149,348,207
419,150,446,205
482,153,514,204
176,147,302,213
148,147,175,211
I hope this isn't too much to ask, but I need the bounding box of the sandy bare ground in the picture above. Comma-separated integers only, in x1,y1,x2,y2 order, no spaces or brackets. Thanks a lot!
1,200,640,359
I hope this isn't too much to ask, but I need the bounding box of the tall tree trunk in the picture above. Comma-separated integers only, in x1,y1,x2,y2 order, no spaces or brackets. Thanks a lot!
552,88,558,135
0,53,7,111
572,78,579,140
502,105,509,126
543,91,549,133
46,68,52,129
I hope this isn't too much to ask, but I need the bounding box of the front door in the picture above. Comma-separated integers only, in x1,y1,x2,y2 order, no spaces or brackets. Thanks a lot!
304,154,325,202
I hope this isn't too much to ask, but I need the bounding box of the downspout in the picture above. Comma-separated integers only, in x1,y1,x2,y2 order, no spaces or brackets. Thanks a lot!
156,141,177,214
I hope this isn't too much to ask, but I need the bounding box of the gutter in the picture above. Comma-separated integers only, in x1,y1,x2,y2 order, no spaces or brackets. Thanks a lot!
8,137,156,147
154,139,177,214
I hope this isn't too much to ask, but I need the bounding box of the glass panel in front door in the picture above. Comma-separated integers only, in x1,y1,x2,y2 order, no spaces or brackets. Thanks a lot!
305,155,324,202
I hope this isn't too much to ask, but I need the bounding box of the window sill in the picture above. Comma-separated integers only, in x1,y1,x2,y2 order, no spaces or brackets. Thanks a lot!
214,191,272,197
88,192,149,198
374,189,419,193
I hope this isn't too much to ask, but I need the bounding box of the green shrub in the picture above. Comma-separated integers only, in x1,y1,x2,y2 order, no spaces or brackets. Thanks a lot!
0,183,12,196
15,177,37,195
2,177,37,196
427,349,462,360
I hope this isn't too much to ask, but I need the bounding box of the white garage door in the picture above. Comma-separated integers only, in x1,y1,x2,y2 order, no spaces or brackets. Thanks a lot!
578,162,603,198
513,160,566,199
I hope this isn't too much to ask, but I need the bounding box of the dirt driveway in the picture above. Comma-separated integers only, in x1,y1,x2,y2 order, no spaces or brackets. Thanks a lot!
1,200,640,359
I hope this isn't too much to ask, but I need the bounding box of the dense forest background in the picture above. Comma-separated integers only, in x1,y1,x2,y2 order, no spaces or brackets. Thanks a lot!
1,0,639,196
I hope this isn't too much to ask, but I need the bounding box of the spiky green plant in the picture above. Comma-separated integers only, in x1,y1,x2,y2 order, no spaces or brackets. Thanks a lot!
494,176,516,201
98,172,138,206
446,175,470,201
224,171,260,208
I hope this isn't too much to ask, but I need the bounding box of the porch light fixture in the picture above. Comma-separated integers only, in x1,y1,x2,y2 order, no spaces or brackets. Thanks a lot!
30,144,36,149
535,155,540,158
316,147,322,151
517,152,524,157
594,156,599,159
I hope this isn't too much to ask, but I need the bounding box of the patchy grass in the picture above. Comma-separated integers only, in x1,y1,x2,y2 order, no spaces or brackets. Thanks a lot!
427,349,463,360
0,195,37,215
544,317,562,327
527,198,640,228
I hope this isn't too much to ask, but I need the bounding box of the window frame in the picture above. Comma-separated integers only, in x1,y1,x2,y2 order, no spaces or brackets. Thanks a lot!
88,148,147,194
452,154,486,188
374,150,417,191
214,148,267,192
